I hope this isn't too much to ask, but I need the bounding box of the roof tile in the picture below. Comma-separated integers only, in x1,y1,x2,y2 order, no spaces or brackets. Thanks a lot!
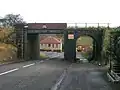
40,36,61,44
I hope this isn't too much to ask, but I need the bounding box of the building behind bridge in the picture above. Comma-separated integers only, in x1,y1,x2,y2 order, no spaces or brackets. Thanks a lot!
40,36,62,52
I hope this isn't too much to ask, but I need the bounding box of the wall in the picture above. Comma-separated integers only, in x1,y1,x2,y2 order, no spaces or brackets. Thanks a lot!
26,34,40,60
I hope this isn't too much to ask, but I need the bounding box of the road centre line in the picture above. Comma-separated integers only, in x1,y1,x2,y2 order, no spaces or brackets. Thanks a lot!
0,59,51,76
0,68,19,76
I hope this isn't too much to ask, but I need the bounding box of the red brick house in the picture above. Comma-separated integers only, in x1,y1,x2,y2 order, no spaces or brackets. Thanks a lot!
40,36,62,52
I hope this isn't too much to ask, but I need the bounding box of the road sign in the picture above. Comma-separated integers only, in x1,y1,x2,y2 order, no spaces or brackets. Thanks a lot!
68,34,74,39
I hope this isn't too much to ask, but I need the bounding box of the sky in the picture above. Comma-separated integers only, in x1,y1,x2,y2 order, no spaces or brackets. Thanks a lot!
0,0,120,27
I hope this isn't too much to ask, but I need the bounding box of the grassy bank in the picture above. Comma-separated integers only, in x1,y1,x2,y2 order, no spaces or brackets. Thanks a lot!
0,43,17,63
40,53,48,59
80,51,89,58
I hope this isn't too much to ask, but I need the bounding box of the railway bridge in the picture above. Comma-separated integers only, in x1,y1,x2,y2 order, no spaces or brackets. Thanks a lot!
15,23,106,62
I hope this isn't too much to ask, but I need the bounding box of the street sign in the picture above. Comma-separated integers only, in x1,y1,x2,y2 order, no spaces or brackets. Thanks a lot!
68,34,74,39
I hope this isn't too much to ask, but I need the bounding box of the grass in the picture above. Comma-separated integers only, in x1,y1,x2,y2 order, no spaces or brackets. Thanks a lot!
0,27,17,63
0,28,13,39
81,51,89,58
0,43,17,63
40,53,48,59
76,36,93,46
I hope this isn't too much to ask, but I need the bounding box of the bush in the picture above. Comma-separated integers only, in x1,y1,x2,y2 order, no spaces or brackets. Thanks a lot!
40,53,48,59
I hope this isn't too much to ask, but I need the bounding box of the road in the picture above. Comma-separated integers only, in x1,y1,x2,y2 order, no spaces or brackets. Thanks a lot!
76,52,85,59
41,51,64,58
0,52,119,90
59,63,113,90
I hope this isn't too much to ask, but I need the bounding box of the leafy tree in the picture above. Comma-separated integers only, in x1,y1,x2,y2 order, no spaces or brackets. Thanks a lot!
0,14,26,47
2,14,25,27
103,29,111,51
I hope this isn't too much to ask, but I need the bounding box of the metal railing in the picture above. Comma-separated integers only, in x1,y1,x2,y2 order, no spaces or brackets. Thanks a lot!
67,23,110,28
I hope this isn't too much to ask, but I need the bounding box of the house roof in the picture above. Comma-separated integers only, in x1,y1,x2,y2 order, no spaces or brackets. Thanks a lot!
40,36,46,41
40,36,62,44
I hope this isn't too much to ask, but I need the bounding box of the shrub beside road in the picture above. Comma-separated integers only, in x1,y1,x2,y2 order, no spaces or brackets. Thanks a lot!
0,28,17,64
0,43,17,63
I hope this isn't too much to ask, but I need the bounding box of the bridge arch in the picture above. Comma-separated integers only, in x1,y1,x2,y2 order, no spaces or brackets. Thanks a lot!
64,28,104,62
76,35,95,61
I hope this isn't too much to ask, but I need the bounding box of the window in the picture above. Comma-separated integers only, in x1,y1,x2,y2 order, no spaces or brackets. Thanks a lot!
48,44,50,47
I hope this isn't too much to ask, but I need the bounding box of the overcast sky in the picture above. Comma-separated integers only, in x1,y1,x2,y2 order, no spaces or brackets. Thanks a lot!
0,0,120,27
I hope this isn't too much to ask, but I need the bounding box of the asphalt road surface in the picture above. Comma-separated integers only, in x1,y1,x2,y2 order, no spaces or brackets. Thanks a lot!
0,52,120,90
59,63,116,90
76,52,85,59
41,51,64,58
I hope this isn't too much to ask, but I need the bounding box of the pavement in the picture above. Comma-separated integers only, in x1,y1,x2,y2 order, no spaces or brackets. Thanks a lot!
59,63,113,90
0,52,119,90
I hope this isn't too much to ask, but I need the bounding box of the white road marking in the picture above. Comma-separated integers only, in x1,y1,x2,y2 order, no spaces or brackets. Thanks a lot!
23,63,35,68
0,68,19,76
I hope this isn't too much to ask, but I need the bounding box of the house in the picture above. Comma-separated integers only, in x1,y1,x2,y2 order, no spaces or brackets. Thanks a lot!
40,36,62,52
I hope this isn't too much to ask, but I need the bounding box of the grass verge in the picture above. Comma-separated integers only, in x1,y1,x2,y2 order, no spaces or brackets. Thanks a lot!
40,53,48,59
80,51,89,58
0,43,17,63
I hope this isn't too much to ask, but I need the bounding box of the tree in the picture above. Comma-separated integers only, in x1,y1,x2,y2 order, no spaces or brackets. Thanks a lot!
2,14,25,27
0,14,26,47
103,29,111,51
